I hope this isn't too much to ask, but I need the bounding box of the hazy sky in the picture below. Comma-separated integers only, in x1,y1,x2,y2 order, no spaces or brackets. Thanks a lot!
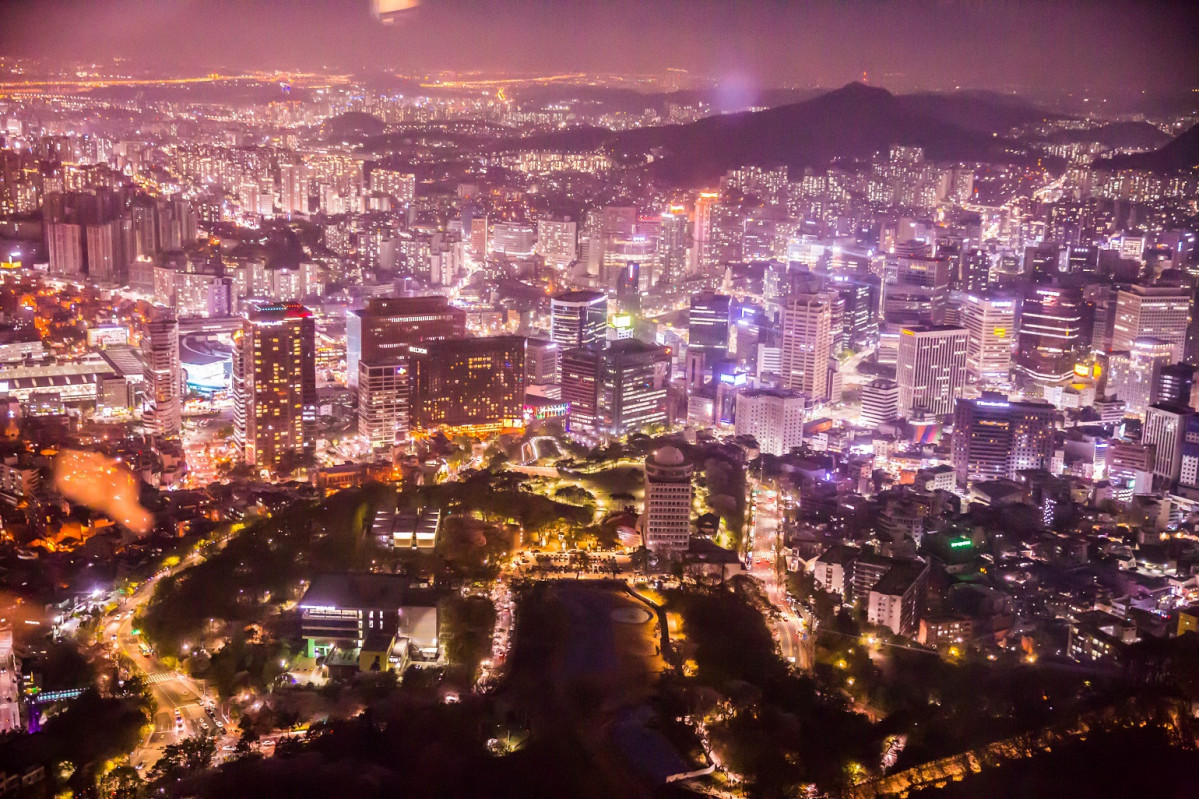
1,0,1196,96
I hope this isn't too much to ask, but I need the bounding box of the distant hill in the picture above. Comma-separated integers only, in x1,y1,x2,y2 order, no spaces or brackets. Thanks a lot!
1041,121,1172,150
323,111,386,141
1093,125,1199,172
898,90,1068,133
488,83,1058,186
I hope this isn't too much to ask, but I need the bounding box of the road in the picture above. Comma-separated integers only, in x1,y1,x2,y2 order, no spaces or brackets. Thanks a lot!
747,482,812,671
103,545,236,772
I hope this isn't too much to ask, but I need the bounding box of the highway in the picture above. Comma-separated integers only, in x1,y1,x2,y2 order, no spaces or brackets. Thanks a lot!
747,481,812,671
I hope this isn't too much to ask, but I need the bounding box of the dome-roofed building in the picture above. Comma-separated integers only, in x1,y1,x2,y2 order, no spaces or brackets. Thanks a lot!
643,446,694,554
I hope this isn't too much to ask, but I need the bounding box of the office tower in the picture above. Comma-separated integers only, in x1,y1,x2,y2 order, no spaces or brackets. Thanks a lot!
536,218,578,268
882,253,952,324
657,206,689,286
233,303,316,470
369,169,416,205
561,339,671,435
951,393,1056,484
602,236,656,292
1177,415,1199,491
359,361,409,453
142,308,181,437
1153,363,1196,408
47,222,84,277
491,223,537,258
1066,245,1098,277
1112,285,1192,362
958,249,992,293
551,290,608,351
1025,245,1063,283
961,293,1015,380
525,338,559,386
897,324,968,418
689,292,731,361
838,280,879,349
1017,283,1084,385
692,192,718,272
643,446,694,554
861,379,900,428
346,296,466,390
734,389,809,456
469,216,488,262
1085,284,1117,353
780,294,831,400
1105,338,1174,416
408,336,526,432
1143,403,1192,484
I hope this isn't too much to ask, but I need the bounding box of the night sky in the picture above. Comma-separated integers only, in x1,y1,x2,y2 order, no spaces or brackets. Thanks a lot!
1,0,1196,97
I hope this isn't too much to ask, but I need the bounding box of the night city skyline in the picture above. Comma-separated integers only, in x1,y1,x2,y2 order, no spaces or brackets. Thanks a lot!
0,2,1197,797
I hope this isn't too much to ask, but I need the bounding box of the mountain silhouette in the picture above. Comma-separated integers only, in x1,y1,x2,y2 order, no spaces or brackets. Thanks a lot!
490,83,1058,186
1092,125,1199,172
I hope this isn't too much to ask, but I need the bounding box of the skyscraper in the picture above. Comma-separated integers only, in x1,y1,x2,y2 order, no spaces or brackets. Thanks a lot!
233,303,316,470
643,446,694,554
408,336,526,432
561,339,671,435
882,253,952,324
689,292,732,361
657,206,689,285
551,290,608,351
734,389,809,456
143,308,181,438
536,218,578,268
1112,285,1192,362
897,324,968,418
962,292,1015,380
1017,284,1085,385
1143,403,1192,485
1153,362,1197,408
861,379,900,429
346,296,466,390
951,393,1056,484
780,294,831,401
1105,338,1174,416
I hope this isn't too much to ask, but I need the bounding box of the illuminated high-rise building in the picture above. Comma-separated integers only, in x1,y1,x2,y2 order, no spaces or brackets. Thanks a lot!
962,292,1015,380
779,294,831,401
1106,338,1174,416
348,297,466,451
1017,284,1085,385
233,303,317,470
689,292,732,361
346,296,466,390
882,253,952,324
897,324,967,418
951,393,1056,484
1144,403,1192,485
657,206,689,285
643,446,694,554
408,336,526,432
536,218,578,268
861,379,900,429
1111,284,1191,362
142,308,181,438
551,290,608,351
693,191,718,270
561,339,671,435
279,162,310,216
